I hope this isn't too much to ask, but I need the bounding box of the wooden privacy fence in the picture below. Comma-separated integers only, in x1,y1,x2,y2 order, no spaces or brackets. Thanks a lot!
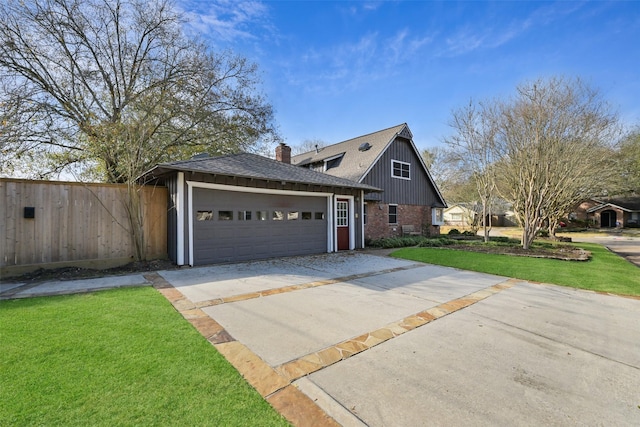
1,178,167,277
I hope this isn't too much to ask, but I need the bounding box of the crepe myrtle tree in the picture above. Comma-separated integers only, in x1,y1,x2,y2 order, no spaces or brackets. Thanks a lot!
445,100,500,243
494,77,619,248
0,0,279,260
446,76,619,249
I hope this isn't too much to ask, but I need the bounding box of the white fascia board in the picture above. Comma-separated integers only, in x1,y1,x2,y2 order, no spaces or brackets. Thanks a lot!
176,172,185,265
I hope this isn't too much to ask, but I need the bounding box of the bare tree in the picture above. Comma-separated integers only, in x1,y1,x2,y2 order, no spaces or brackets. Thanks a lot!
420,146,460,195
445,100,499,242
0,0,279,259
495,77,619,248
291,138,328,156
616,128,640,194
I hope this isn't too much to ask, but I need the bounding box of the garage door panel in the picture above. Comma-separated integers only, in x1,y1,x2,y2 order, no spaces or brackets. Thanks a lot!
193,188,328,265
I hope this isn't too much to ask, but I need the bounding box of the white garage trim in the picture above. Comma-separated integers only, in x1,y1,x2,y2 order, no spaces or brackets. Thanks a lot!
176,172,185,265
360,190,365,248
186,181,335,266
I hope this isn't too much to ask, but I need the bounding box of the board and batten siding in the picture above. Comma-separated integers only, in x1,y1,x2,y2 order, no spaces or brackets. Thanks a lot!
0,179,167,276
361,137,441,206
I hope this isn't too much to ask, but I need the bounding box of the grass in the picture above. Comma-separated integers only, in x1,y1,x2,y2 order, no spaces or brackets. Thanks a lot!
392,242,640,296
0,287,289,427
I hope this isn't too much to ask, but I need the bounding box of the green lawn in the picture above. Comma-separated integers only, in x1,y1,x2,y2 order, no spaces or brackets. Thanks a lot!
392,243,640,296
0,287,289,427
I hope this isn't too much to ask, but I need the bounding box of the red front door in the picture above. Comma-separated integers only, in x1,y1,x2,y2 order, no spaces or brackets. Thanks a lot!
336,199,350,250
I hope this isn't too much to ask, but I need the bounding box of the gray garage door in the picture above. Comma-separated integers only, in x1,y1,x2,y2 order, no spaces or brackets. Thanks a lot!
192,188,328,265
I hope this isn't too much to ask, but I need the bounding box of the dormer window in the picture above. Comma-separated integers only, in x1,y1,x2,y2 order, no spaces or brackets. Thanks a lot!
323,153,344,171
392,160,410,180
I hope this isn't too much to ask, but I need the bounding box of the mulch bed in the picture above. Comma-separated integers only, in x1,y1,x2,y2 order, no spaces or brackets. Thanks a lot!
450,244,591,261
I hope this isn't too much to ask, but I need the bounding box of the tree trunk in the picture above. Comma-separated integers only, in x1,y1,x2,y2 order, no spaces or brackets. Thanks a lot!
124,182,146,262
482,202,489,242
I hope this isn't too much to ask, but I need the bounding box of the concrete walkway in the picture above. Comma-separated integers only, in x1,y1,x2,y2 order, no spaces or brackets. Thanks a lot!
3,251,639,426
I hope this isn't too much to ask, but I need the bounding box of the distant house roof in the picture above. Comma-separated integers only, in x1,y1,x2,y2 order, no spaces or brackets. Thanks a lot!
291,123,409,182
141,152,381,192
587,196,640,213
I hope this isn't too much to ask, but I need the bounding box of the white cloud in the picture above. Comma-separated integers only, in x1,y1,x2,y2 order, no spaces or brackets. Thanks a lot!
178,0,272,43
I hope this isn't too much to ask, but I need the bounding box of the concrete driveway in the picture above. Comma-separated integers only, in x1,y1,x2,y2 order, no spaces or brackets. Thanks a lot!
151,252,640,426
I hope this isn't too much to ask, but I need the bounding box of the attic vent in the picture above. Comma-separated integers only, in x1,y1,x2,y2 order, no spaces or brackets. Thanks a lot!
358,142,372,151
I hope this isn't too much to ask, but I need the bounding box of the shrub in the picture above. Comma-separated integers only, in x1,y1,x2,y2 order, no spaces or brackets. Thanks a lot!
418,237,458,247
367,236,425,248
448,229,461,235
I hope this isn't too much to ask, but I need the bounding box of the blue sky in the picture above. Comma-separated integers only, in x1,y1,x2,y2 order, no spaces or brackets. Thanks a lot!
179,0,640,151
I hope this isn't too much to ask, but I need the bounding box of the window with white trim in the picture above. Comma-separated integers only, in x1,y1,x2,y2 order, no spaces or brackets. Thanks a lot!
388,204,398,224
336,201,348,226
392,160,410,180
432,208,444,225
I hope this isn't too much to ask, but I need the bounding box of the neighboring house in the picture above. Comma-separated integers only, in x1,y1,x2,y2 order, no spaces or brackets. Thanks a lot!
444,202,517,228
444,204,477,227
291,123,447,240
574,197,640,228
140,152,380,266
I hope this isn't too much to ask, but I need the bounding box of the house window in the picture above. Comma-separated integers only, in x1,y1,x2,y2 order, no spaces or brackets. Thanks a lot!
432,208,444,225
392,160,410,180
363,203,367,225
388,204,398,224
323,153,344,171
451,213,462,221
336,201,348,226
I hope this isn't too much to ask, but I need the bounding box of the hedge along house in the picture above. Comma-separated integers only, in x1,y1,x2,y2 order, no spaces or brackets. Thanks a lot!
291,123,447,240
140,151,381,266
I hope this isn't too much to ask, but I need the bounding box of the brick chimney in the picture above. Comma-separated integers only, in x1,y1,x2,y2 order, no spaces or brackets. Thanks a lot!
275,142,291,164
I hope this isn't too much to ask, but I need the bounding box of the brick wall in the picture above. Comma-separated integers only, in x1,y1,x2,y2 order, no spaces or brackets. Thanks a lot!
364,202,440,240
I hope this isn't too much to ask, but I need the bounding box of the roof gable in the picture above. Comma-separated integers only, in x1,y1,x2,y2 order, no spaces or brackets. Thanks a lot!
586,197,640,213
292,123,407,182
291,123,446,207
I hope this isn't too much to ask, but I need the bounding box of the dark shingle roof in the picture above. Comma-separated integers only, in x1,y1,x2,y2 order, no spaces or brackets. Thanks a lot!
142,152,381,192
589,197,640,212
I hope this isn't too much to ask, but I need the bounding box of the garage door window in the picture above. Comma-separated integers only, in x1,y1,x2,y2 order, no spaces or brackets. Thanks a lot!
315,212,325,220
256,210,267,221
238,210,252,220
197,211,213,221
288,211,299,220
272,210,284,221
302,212,312,220
218,211,233,221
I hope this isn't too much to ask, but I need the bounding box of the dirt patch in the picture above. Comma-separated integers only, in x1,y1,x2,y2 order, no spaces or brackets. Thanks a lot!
1,259,178,285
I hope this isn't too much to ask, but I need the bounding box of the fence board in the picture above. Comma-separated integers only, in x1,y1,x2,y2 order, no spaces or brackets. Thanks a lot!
1,179,167,276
